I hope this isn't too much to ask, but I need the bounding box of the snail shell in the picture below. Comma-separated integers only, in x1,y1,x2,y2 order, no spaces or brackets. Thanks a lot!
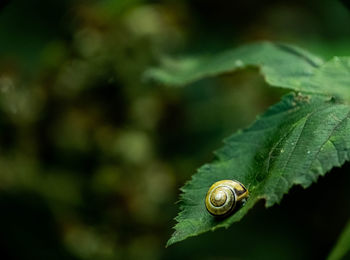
205,180,249,217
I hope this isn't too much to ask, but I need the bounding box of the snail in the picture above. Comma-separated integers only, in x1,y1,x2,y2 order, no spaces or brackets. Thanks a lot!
205,180,249,217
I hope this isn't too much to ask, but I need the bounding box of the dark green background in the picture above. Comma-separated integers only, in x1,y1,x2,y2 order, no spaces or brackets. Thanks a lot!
0,0,350,259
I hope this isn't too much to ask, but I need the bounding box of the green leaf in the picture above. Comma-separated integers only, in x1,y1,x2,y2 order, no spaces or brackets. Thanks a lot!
145,42,322,88
328,220,350,260
146,42,350,246
167,93,350,246
310,57,350,100
146,42,350,100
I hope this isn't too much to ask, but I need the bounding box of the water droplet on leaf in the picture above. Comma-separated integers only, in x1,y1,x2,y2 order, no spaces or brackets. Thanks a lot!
235,60,244,67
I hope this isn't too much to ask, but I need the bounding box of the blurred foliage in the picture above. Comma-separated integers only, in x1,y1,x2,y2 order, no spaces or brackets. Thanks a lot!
0,0,350,259
328,220,350,260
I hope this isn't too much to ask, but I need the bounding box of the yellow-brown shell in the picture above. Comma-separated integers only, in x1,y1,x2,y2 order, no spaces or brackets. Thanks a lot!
205,180,249,217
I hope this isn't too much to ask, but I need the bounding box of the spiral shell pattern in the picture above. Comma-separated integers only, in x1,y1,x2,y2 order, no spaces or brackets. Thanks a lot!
205,180,248,217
